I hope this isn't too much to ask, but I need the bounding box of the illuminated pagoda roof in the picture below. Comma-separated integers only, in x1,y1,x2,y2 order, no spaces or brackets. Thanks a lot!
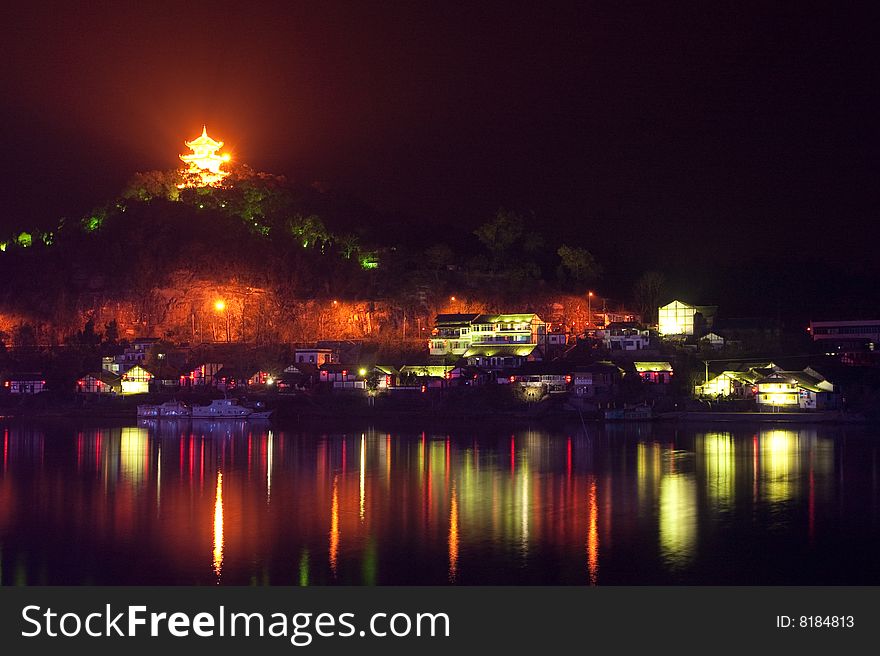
179,125,231,186
185,125,224,150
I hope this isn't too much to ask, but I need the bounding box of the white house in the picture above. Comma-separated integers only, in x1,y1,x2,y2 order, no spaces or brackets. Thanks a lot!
601,322,651,350
429,312,547,358
429,313,480,356
755,369,837,410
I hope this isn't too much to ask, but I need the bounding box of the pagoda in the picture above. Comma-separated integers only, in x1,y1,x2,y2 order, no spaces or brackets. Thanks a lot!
179,126,231,186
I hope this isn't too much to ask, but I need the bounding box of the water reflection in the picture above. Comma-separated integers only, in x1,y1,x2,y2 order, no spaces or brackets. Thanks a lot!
659,472,697,568
213,471,224,581
0,420,876,584
586,476,598,585
448,485,458,582
699,432,734,510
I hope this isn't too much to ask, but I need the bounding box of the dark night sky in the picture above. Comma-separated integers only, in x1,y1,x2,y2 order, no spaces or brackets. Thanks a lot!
1,2,877,308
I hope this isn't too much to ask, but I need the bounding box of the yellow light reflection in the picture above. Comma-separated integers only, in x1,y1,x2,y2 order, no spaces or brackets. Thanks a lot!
359,434,366,521
329,475,339,577
761,430,798,503
587,477,599,585
120,427,148,487
701,433,735,509
212,471,224,581
659,473,697,568
449,486,459,582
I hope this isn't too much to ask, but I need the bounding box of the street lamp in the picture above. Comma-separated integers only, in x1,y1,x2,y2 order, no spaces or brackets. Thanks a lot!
215,299,230,342
587,291,594,329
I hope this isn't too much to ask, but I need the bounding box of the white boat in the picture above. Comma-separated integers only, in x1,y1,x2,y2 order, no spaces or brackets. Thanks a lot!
190,398,255,418
137,400,191,417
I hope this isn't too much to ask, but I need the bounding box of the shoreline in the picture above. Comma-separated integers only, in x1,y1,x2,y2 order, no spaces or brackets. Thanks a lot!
0,405,874,428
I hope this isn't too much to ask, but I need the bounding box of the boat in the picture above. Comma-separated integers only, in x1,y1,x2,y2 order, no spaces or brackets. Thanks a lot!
137,400,191,417
604,404,653,421
191,398,261,418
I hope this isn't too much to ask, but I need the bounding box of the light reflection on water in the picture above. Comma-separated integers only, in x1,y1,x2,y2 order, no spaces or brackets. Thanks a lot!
0,419,878,585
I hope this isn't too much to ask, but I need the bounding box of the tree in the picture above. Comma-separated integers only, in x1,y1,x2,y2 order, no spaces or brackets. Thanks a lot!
556,245,600,288
75,317,101,346
473,208,524,270
633,271,666,324
287,214,331,250
12,323,37,349
103,320,119,345
122,170,182,201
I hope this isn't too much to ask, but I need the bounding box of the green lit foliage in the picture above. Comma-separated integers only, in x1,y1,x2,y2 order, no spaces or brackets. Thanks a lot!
251,221,271,237
288,214,330,249
81,211,105,232
0,241,7,252
40,231,54,246
557,245,600,287
338,233,361,260
360,252,380,270
15,232,32,248
122,170,182,202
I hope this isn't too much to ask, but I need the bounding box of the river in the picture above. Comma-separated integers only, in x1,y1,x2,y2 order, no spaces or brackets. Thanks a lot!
0,419,878,585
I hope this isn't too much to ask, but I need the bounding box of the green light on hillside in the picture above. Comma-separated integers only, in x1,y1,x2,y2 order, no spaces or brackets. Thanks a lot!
16,232,32,248
41,232,54,246
83,216,102,232
0,241,7,252
360,253,379,270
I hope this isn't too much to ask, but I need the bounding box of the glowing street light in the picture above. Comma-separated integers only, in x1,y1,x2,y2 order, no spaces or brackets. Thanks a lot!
215,299,230,342
587,291,594,329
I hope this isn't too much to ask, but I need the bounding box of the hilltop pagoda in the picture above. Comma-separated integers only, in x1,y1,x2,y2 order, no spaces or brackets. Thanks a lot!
179,126,231,186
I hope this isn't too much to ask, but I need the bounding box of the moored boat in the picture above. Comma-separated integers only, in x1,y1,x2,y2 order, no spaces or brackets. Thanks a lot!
190,398,254,418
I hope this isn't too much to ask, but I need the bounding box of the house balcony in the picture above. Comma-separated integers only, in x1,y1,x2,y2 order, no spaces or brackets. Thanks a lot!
429,340,470,356
471,336,533,345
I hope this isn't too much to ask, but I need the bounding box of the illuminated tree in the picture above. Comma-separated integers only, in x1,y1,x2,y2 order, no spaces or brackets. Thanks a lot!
123,170,182,201
287,214,330,249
